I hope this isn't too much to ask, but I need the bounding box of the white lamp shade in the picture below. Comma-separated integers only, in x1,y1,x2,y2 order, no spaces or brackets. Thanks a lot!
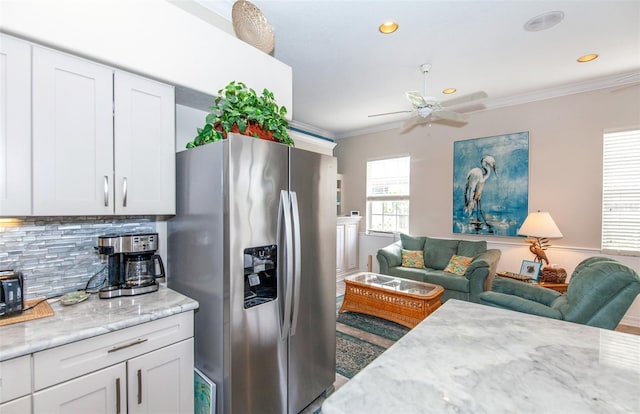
517,211,563,238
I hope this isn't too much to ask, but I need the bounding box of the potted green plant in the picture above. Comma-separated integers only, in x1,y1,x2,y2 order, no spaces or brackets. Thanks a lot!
186,81,293,148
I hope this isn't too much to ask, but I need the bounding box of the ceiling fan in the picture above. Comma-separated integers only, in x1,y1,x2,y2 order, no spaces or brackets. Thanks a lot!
368,63,488,129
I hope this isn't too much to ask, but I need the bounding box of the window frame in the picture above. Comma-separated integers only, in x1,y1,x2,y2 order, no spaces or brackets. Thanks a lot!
601,128,640,256
365,156,410,234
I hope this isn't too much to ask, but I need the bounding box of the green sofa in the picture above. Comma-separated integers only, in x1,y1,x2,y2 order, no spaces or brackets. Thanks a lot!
376,234,501,303
479,257,640,330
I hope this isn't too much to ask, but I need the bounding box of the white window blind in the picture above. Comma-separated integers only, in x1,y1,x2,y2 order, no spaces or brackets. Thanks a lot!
366,156,410,233
602,129,640,255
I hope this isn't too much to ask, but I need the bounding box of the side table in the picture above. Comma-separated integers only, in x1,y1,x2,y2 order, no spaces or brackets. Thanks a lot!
538,282,568,293
496,272,569,294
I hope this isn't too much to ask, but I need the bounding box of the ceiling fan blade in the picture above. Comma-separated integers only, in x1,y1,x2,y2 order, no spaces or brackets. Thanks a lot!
405,91,426,108
401,115,430,132
440,91,488,107
431,109,469,123
368,110,413,118
401,114,420,130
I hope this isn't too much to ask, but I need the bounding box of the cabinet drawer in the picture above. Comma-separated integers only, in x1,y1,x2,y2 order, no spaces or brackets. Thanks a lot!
0,355,31,403
34,311,193,391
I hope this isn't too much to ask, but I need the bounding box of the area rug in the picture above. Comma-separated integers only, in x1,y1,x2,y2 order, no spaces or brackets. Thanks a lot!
335,295,410,379
335,331,386,379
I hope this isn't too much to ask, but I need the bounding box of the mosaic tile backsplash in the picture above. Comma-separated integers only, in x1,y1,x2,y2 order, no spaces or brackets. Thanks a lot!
0,217,155,299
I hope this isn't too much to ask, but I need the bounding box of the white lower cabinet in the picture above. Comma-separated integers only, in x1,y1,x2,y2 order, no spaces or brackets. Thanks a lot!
337,216,362,276
0,355,31,404
127,339,194,414
0,395,31,414
32,339,193,414
33,363,125,413
30,312,194,414
0,355,31,412
346,222,358,270
336,223,345,274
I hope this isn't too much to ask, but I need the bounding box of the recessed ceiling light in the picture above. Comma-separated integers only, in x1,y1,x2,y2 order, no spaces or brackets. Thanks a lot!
524,11,565,32
577,53,599,63
379,21,398,34
442,88,457,95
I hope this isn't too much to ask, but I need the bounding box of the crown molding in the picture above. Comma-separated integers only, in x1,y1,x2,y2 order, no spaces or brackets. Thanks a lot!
289,120,336,141
168,0,234,34
337,122,402,140
192,0,234,21
482,70,640,112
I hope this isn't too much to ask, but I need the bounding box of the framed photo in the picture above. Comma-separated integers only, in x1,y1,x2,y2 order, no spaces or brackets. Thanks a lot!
452,131,529,236
520,260,542,281
195,368,216,414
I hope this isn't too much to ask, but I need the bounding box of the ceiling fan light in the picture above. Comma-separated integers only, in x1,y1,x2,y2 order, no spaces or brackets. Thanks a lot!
442,88,457,94
379,21,398,34
417,107,433,118
577,53,599,63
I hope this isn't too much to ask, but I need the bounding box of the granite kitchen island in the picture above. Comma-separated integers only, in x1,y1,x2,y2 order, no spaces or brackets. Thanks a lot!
322,299,639,413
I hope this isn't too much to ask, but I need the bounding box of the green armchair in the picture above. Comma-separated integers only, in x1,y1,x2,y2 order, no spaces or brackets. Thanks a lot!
479,257,640,330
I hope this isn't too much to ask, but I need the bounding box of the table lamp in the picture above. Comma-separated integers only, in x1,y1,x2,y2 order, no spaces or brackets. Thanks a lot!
517,211,563,265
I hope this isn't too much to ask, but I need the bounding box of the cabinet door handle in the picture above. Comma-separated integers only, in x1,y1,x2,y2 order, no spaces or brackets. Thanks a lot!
137,369,142,404
104,176,109,207
116,377,121,414
122,177,128,207
107,338,148,353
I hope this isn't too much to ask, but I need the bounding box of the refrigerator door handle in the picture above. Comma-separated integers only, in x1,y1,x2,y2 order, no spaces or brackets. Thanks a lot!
289,191,302,336
278,189,294,340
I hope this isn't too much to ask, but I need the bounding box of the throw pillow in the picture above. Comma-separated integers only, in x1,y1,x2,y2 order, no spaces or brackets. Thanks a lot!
400,233,427,251
401,249,425,269
444,255,474,276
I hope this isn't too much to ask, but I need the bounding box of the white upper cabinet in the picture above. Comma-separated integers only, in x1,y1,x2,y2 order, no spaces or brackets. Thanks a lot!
31,45,175,216
32,46,114,215
114,72,175,215
0,34,31,216
0,0,292,116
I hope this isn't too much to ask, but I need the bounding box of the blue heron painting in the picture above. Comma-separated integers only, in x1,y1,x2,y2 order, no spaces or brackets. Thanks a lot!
453,132,529,236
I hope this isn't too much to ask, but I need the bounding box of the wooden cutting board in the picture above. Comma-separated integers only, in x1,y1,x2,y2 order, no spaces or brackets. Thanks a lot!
0,298,54,327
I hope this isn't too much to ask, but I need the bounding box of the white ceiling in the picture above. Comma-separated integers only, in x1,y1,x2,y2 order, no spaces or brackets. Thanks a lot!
192,0,640,139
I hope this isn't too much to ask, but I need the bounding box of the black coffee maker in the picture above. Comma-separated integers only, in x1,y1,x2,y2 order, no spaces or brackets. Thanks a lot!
96,233,165,299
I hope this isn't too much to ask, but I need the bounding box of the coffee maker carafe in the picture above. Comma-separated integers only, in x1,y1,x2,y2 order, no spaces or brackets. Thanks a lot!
97,233,165,299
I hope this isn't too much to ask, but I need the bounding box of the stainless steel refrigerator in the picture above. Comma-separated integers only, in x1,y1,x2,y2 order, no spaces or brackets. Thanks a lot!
168,133,336,414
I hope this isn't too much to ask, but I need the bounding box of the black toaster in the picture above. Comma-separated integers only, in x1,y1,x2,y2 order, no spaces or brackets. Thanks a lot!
0,270,24,316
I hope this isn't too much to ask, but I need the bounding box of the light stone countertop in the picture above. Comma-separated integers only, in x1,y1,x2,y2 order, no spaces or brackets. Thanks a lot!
0,286,199,362
322,299,640,414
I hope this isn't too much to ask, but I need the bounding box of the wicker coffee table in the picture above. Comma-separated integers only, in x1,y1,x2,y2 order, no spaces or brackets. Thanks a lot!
339,272,444,328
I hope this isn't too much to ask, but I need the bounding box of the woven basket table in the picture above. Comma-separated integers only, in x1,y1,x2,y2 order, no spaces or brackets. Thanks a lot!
339,272,444,328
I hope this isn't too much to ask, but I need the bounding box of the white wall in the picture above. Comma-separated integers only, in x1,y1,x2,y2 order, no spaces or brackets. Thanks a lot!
336,85,640,326
176,104,208,152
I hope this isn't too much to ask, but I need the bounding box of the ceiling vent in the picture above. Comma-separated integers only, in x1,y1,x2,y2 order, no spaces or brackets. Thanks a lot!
524,11,565,32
